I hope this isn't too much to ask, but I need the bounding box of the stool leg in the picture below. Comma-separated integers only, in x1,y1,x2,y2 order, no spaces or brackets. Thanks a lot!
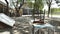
10,29,13,34
48,29,49,34
32,25,34,34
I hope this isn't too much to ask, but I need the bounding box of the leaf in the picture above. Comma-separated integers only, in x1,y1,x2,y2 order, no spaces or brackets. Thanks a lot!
18,0,22,2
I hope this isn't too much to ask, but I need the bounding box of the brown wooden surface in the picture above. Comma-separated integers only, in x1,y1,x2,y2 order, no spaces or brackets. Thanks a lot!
33,20,44,24
0,22,12,29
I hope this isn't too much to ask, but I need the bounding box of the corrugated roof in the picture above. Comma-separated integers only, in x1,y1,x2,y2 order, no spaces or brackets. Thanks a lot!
0,13,15,27
0,1,7,6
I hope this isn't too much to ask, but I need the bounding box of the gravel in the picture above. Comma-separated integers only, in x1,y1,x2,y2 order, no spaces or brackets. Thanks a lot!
12,16,33,34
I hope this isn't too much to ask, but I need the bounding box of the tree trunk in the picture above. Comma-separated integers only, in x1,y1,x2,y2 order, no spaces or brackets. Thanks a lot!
15,8,20,17
47,0,52,18
5,0,9,16
48,4,51,17
15,0,24,17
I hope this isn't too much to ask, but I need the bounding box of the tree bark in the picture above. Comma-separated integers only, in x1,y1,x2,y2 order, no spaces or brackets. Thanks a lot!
48,4,51,17
47,0,52,17
15,8,20,17
15,0,24,17
5,0,9,16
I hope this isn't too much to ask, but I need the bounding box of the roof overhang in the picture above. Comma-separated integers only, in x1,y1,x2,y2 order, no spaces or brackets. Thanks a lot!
0,13,15,27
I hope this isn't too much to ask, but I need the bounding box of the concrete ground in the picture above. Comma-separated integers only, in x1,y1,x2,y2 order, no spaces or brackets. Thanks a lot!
0,31,10,34
0,16,60,34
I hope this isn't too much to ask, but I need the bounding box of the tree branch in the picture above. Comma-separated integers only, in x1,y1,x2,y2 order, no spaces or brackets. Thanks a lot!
19,0,24,9
5,0,9,4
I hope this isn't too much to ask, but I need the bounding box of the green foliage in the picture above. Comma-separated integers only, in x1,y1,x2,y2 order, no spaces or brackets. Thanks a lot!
51,8,60,15
38,0,44,10
26,0,30,1
18,0,22,2
27,2,34,8
31,0,44,14
51,8,60,12
34,0,44,10
27,0,44,10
